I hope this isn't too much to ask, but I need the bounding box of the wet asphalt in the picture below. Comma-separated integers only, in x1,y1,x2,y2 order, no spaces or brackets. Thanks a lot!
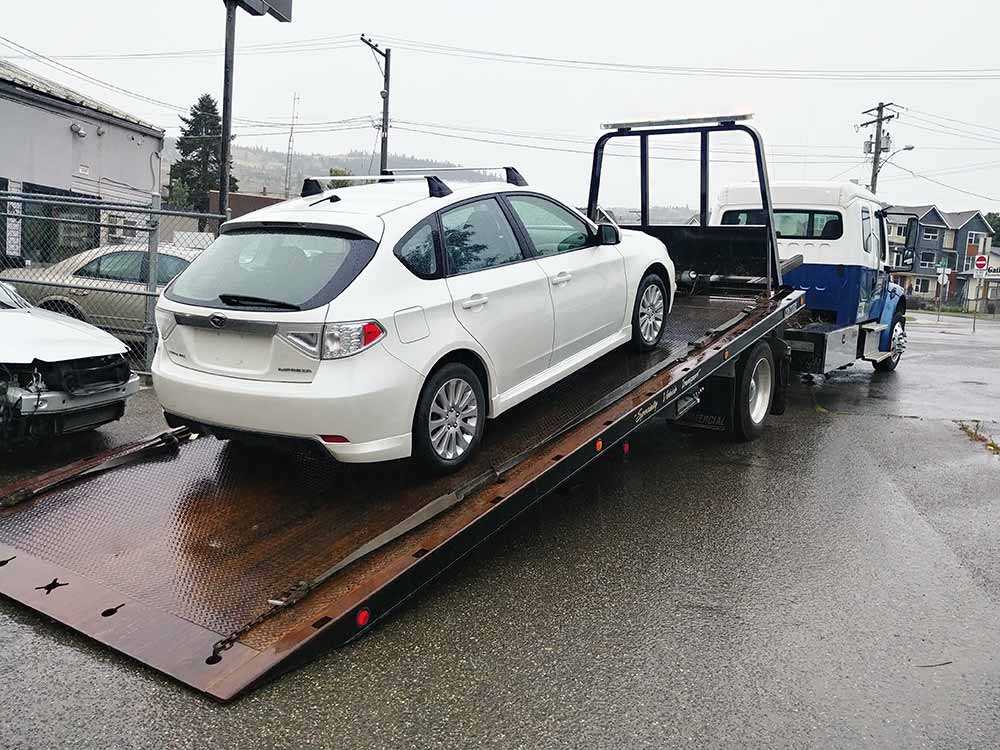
1,313,998,749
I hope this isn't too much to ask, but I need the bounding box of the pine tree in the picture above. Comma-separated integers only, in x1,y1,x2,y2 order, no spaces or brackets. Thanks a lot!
169,94,238,229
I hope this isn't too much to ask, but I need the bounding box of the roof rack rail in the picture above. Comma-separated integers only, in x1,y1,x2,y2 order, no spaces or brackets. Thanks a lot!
601,113,753,130
387,166,528,187
300,174,452,199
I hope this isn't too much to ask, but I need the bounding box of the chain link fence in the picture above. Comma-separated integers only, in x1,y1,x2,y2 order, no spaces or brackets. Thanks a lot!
0,191,224,373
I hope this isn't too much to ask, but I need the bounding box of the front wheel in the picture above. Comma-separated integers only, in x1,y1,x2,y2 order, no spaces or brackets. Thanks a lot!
413,362,486,473
873,313,906,372
631,273,668,352
732,341,775,441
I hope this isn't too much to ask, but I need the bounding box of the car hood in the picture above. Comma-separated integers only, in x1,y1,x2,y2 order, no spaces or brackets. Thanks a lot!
0,308,128,364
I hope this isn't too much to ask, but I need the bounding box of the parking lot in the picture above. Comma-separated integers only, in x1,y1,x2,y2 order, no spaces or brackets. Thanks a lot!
0,314,997,749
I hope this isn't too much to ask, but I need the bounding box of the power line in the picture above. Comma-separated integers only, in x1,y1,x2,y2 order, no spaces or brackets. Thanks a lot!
899,106,1000,137
0,33,361,61
884,162,1000,202
374,35,1000,80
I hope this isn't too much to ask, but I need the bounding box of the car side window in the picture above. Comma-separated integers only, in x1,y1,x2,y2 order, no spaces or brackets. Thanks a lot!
506,195,590,256
155,255,189,285
440,198,524,275
75,251,146,282
394,220,439,278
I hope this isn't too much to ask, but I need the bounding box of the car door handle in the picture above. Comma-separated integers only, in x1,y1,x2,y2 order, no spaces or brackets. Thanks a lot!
69,289,89,296
551,272,572,286
461,294,489,309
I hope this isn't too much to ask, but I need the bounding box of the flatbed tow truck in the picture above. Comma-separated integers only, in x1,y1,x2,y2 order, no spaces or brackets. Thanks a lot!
0,115,806,701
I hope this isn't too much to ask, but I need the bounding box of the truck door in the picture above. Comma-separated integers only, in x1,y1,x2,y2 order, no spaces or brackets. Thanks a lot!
858,205,881,321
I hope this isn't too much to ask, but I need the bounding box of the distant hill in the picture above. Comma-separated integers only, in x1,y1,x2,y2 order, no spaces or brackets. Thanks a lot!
162,139,478,196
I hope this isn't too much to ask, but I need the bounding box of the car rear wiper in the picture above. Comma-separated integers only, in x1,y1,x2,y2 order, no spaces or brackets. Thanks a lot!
218,293,301,310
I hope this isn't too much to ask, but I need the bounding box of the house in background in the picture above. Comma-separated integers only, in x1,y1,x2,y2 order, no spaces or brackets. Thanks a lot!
886,204,994,302
0,60,164,267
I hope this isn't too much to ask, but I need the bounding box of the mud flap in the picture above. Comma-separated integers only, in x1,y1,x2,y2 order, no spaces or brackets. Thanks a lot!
768,338,791,416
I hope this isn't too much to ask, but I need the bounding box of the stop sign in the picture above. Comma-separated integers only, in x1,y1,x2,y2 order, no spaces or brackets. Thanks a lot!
975,254,988,270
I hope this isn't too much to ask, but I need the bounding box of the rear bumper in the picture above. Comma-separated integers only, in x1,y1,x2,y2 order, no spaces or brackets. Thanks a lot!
151,346,422,463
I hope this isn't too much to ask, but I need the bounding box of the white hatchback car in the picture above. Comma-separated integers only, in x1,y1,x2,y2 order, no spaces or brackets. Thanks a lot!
152,174,675,471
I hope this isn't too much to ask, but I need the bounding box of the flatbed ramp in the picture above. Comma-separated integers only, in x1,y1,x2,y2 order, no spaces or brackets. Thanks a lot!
0,292,803,700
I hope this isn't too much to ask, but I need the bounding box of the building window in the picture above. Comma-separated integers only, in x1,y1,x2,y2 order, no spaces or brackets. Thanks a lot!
966,231,985,253
107,214,140,245
919,251,936,268
892,251,903,266
893,223,906,238
922,227,939,242
915,278,931,293
963,254,975,272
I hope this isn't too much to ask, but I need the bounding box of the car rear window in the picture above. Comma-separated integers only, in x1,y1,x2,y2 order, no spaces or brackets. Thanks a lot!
165,229,377,311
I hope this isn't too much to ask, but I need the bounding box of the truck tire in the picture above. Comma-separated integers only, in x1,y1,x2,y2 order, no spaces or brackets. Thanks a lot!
413,362,486,473
873,312,905,372
631,273,667,352
732,341,775,441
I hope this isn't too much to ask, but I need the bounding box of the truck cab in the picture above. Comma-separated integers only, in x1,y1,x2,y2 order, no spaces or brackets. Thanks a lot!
714,181,912,373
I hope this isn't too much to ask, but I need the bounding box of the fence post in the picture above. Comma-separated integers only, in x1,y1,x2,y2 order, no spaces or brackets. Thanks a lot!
144,194,161,373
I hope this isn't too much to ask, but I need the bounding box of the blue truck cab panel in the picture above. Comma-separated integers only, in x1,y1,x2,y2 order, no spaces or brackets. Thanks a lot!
715,181,908,356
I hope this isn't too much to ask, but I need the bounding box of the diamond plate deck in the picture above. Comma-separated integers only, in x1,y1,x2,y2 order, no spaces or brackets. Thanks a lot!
0,296,758,699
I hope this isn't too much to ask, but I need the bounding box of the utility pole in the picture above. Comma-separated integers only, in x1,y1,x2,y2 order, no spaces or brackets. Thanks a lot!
218,1,293,217
860,102,896,194
360,35,391,174
219,0,237,218
284,92,299,198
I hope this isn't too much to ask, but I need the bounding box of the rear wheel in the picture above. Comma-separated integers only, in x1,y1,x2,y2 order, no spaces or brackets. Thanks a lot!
732,341,775,441
873,313,905,372
631,273,667,352
413,363,485,473
40,300,84,320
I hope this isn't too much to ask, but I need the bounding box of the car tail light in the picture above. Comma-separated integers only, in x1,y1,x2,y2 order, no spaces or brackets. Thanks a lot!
277,320,385,360
155,308,177,340
322,320,385,359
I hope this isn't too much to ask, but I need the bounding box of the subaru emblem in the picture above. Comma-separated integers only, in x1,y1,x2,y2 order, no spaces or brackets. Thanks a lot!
209,313,227,329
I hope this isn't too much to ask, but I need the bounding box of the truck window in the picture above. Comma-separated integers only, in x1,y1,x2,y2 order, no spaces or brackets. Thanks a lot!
861,207,872,254
721,209,842,239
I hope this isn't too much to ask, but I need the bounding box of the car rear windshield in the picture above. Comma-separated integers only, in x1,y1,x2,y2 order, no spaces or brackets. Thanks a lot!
165,228,377,311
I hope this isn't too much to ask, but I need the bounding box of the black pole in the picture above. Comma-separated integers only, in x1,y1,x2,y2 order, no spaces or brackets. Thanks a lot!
869,102,884,194
639,134,649,226
380,48,391,175
699,131,710,227
219,0,236,218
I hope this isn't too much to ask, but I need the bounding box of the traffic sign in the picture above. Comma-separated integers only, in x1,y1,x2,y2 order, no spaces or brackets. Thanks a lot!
974,254,988,279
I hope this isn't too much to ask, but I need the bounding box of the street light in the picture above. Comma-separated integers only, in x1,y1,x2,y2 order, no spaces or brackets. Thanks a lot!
877,144,915,177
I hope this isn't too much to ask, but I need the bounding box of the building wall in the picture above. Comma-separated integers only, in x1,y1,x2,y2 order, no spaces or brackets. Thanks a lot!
0,93,162,202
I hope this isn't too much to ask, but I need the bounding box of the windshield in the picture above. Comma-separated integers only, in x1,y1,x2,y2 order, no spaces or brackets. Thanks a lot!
165,228,378,311
0,282,31,310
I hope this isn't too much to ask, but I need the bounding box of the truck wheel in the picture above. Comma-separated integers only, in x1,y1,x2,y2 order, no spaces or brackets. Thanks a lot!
631,273,667,352
732,341,775,441
873,313,905,373
413,362,485,473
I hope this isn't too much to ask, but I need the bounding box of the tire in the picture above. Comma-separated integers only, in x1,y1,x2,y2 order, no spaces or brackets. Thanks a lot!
732,341,775,441
413,362,486,473
41,301,85,320
631,273,668,352
873,313,905,373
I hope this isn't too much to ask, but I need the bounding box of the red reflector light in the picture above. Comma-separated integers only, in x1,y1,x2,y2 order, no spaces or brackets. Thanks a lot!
356,607,371,628
362,322,383,347
321,435,349,444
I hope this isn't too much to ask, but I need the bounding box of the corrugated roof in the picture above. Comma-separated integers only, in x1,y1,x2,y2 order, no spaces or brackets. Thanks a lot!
0,59,163,135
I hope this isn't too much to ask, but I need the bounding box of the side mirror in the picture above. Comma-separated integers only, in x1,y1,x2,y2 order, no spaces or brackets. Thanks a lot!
597,223,621,245
904,217,919,251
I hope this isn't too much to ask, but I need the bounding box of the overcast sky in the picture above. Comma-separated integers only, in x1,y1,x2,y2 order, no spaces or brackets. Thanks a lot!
4,0,1000,212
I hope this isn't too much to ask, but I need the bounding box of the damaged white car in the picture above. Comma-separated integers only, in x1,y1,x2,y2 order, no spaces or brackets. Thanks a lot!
0,281,139,448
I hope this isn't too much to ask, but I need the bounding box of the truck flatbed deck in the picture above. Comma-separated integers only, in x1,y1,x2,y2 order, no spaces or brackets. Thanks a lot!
0,290,803,700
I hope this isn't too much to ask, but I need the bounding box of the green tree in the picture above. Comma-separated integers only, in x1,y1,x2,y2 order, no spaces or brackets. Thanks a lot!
169,94,238,229
985,212,1000,237
328,166,353,188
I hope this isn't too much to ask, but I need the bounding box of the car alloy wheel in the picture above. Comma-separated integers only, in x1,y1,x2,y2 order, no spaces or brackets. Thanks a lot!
428,377,479,460
638,283,665,344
